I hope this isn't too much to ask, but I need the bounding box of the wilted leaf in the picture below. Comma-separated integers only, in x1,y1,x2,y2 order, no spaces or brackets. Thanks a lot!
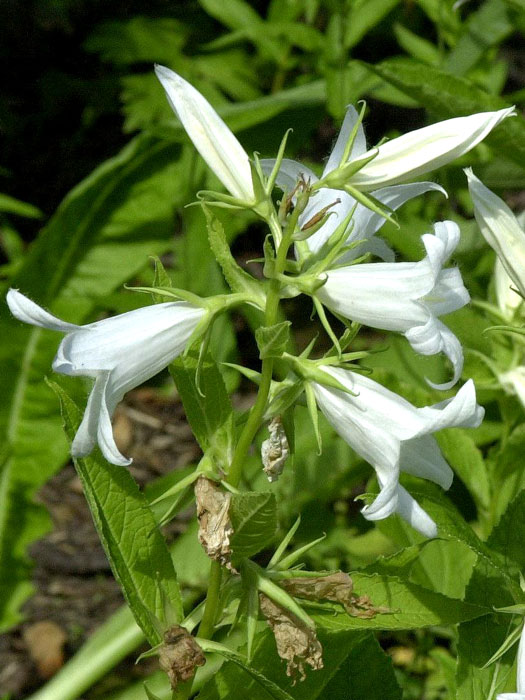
159,625,206,690
195,477,234,569
259,593,323,681
281,572,388,619
261,416,290,482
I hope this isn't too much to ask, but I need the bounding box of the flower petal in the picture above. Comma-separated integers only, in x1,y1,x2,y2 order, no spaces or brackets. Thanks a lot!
495,258,523,317
395,486,438,538
259,158,318,192
7,289,79,332
406,317,464,390
348,108,515,190
53,302,205,377
346,182,447,250
466,167,525,298
155,64,254,201
322,105,367,176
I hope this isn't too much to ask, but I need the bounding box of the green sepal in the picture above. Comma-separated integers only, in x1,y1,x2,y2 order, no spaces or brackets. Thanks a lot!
263,233,276,278
222,362,262,386
267,517,302,569
319,149,378,188
313,297,341,356
265,378,304,418
203,203,266,309
343,184,398,227
273,534,327,572
250,157,272,219
247,561,315,630
339,100,368,167
481,622,522,668
265,128,293,195
149,256,173,303
126,284,205,307
255,321,292,359
304,383,322,455
282,354,356,394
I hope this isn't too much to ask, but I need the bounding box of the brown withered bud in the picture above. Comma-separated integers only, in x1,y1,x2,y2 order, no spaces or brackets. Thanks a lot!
281,572,388,619
300,198,341,231
195,476,234,570
259,593,323,681
261,416,289,482
158,625,206,690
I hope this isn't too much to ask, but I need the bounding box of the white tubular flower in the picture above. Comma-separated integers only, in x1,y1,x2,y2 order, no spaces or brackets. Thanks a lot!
467,168,525,299
7,289,206,466
498,623,525,700
349,108,515,191
261,105,445,259
495,258,523,318
317,221,469,389
155,64,254,202
312,368,484,537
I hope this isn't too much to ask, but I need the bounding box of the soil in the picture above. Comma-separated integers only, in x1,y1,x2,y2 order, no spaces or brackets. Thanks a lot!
0,387,202,699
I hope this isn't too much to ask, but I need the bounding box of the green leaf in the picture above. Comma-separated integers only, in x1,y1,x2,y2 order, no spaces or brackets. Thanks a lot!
198,639,295,700
203,205,266,309
345,0,401,49
366,57,525,172
198,629,381,700
0,134,187,631
170,347,234,470
255,321,291,359
0,193,42,219
436,428,491,512
51,382,183,645
443,0,513,76
230,491,278,559
311,572,488,631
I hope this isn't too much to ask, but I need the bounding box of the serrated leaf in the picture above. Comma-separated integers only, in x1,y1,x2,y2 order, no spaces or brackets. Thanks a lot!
0,134,188,631
198,629,397,700
255,322,291,360
170,347,234,470
51,382,183,646
310,572,488,631
366,57,525,172
230,491,277,559
203,205,266,309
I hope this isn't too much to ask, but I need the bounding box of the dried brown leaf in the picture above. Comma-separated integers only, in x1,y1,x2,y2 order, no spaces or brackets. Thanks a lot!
195,476,234,569
259,593,323,681
158,625,206,690
281,572,388,618
261,416,289,482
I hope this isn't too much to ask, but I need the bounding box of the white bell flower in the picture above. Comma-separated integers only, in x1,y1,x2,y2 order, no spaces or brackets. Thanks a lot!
498,623,525,700
350,107,515,191
466,168,525,300
317,220,468,389
155,64,254,202
312,368,484,537
7,289,206,466
261,105,446,260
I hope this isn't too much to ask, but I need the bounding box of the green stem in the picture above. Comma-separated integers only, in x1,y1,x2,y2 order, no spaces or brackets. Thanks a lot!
197,211,294,646
198,561,223,639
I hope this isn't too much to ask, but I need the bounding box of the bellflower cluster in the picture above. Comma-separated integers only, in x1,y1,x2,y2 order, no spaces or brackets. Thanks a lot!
8,64,514,540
